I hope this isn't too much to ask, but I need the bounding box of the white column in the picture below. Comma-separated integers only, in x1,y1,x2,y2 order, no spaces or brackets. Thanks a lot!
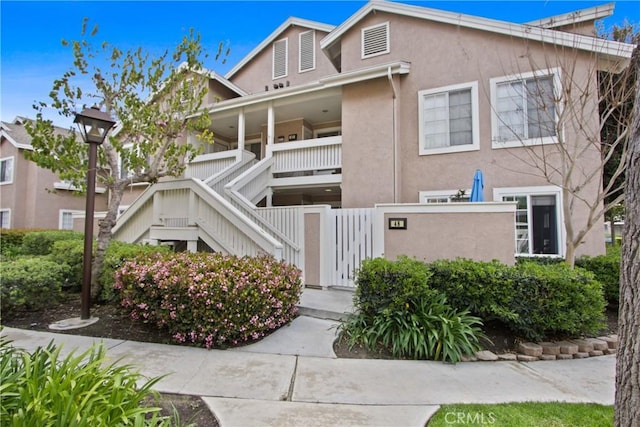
266,101,274,157
187,240,198,253
237,109,245,160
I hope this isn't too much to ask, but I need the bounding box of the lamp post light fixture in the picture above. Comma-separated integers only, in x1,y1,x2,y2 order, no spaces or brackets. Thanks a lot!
75,106,116,320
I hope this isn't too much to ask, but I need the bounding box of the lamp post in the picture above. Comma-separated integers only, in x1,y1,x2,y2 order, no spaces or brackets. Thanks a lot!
74,106,116,320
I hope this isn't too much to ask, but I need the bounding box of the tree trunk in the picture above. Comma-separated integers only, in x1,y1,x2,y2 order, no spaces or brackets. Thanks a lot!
614,44,640,427
90,182,126,301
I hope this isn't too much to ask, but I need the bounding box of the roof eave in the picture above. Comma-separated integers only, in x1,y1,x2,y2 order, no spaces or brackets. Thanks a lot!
198,60,411,117
320,1,633,61
525,3,615,29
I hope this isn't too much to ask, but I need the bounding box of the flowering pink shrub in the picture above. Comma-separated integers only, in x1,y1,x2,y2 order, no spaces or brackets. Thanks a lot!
114,252,302,348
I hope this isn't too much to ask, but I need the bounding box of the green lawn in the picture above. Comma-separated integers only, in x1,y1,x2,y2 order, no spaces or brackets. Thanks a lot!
427,402,613,427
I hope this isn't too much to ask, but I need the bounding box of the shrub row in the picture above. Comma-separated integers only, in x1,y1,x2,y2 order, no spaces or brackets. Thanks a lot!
576,245,621,307
115,252,303,348
344,257,486,363
0,232,171,315
0,258,68,315
352,256,606,343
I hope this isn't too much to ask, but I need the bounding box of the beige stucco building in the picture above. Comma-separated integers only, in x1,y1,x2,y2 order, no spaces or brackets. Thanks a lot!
13,1,632,288
0,118,109,231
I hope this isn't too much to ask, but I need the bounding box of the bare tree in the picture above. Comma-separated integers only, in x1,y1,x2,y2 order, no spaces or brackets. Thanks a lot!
614,42,640,427
492,36,636,266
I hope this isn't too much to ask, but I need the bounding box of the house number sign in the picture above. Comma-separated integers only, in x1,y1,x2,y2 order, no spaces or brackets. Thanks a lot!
388,218,407,230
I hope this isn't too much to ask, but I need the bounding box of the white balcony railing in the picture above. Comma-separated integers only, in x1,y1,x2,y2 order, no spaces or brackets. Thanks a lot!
268,136,342,174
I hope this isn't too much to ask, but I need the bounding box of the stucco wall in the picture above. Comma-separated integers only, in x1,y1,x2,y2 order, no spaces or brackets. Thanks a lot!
341,78,395,208
337,11,605,256
230,27,335,94
1,140,108,230
379,204,517,265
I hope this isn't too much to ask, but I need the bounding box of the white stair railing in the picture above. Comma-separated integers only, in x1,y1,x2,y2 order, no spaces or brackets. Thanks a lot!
112,178,283,259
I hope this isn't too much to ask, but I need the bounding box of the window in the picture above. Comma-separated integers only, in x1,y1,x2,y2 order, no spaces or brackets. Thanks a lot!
0,209,10,228
299,30,315,73
418,82,479,155
273,38,288,79
59,210,80,230
494,186,563,256
491,69,560,148
0,157,14,184
362,22,389,58
419,189,471,203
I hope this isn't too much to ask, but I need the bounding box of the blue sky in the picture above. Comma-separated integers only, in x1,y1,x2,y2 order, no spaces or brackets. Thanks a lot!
1,0,638,126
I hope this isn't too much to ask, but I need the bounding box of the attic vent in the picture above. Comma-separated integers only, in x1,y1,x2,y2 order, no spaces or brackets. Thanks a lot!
299,30,315,73
362,22,389,58
273,38,288,80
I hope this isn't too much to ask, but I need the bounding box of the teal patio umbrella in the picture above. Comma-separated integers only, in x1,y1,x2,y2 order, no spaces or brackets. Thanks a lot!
470,169,484,202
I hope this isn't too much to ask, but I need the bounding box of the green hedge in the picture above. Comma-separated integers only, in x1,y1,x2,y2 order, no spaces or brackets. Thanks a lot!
576,246,620,307
350,257,607,344
0,257,67,315
21,230,83,256
427,259,518,322
345,257,485,362
49,239,86,291
354,256,438,318
509,262,605,341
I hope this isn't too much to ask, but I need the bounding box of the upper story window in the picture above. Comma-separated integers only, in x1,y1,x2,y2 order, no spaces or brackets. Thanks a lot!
273,38,288,80
418,82,479,155
299,30,315,73
0,157,14,185
362,22,389,59
491,69,560,148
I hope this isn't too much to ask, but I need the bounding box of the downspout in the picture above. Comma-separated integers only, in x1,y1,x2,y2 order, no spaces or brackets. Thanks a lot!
387,67,399,203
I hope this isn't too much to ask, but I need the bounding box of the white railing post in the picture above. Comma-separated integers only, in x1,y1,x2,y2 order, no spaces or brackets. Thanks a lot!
188,191,197,226
267,102,274,152
237,109,245,161
152,191,163,225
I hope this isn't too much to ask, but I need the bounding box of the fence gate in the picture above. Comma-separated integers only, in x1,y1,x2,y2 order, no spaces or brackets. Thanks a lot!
330,208,375,288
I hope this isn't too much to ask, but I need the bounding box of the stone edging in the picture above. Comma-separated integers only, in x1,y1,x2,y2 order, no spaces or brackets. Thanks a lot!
462,335,618,362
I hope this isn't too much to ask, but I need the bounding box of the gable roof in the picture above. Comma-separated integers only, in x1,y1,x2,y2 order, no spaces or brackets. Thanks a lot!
177,62,248,96
1,117,77,151
525,3,614,29
225,17,335,79
320,0,634,70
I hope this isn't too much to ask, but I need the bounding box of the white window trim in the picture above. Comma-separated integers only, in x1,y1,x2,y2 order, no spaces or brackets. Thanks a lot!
0,156,14,185
361,22,390,59
490,68,562,149
298,30,316,73
493,185,565,257
272,38,288,80
0,208,11,228
418,81,480,156
59,209,83,230
419,189,472,203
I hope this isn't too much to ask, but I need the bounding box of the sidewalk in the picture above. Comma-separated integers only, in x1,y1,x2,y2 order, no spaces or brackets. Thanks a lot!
0,288,616,427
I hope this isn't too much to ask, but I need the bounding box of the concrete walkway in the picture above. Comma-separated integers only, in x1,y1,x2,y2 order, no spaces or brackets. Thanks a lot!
1,288,616,427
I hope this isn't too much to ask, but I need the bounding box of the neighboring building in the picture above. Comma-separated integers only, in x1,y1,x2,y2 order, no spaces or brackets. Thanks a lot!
0,117,108,230
111,1,634,287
